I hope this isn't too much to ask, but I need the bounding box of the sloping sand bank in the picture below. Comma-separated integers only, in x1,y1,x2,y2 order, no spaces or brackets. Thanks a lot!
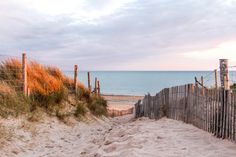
1,115,236,157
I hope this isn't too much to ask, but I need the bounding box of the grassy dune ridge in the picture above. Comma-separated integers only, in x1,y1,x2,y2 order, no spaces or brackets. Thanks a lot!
0,58,107,120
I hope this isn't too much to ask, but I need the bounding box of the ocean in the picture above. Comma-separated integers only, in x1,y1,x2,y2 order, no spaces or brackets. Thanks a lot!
64,71,220,96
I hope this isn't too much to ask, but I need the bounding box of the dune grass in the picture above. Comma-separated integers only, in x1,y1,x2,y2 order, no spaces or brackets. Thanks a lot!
87,95,107,116
0,58,107,120
0,82,30,118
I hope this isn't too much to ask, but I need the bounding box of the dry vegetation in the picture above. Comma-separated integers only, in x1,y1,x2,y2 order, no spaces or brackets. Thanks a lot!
0,58,107,121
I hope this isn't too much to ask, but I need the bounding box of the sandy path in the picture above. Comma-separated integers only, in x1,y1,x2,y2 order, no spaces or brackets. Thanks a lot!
1,115,236,157
97,116,236,157
0,116,236,157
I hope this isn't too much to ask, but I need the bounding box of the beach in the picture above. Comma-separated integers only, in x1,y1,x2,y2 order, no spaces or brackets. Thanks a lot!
0,95,236,157
104,95,143,112
1,0,236,156
104,95,143,117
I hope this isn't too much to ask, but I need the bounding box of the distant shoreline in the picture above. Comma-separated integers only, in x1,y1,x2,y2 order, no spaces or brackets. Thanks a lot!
77,70,216,72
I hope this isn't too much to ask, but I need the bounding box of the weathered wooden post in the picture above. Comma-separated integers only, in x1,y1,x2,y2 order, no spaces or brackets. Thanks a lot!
219,59,230,139
94,77,97,94
87,72,91,92
215,69,218,90
22,53,27,96
194,77,198,88
74,65,78,93
220,59,230,90
97,80,100,96
201,76,204,95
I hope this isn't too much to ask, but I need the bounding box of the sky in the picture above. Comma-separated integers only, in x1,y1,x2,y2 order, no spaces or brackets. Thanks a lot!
1,0,236,71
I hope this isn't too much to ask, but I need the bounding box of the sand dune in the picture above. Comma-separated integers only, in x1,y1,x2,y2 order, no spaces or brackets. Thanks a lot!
1,114,236,157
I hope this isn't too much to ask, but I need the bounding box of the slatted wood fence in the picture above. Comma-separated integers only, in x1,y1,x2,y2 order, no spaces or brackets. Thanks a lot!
135,84,236,142
108,107,134,117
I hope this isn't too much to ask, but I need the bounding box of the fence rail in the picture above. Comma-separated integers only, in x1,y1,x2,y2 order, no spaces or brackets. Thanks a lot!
0,55,23,92
108,107,134,117
135,84,236,142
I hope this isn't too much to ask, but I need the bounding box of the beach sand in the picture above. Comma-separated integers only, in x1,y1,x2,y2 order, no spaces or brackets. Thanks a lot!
104,95,143,111
1,95,236,157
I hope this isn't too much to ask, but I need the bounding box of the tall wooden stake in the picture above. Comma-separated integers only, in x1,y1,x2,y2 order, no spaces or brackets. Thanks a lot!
74,65,78,93
194,77,198,88
22,53,27,96
94,77,97,94
220,59,230,90
97,80,100,96
87,72,91,92
201,76,204,95
214,69,218,90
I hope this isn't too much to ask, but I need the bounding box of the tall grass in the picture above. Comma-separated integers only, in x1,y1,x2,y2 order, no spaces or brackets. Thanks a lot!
0,58,108,119
87,95,107,116
0,59,22,88
0,82,30,118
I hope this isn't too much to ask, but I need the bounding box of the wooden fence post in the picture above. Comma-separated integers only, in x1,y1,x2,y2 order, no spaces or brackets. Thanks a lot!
94,77,97,94
220,59,230,90
97,80,100,96
194,77,198,88
22,53,27,96
215,69,218,90
74,65,78,93
201,76,204,95
87,72,91,92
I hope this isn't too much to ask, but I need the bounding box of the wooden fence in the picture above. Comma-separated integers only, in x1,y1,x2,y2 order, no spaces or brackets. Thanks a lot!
135,84,236,142
108,107,134,117
0,53,102,96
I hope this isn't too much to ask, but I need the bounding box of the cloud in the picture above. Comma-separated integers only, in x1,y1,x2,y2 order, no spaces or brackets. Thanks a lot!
182,41,236,62
0,0,236,70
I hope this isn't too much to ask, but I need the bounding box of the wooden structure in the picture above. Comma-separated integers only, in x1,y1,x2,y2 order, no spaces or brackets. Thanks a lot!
201,76,204,95
74,65,78,92
215,69,218,89
220,59,230,90
94,77,98,94
135,84,236,142
22,53,27,95
4,53,102,96
108,107,134,117
97,80,100,95
87,72,91,92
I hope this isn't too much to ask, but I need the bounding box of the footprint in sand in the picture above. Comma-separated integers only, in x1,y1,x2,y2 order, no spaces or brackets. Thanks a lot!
104,144,117,153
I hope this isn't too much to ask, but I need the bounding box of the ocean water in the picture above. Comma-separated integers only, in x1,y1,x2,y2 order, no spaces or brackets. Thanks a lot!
64,71,220,96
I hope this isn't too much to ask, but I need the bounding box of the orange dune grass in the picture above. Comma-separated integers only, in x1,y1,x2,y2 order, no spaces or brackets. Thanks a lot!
0,59,22,87
0,58,85,96
0,58,108,118
27,62,64,95
47,65,88,92
0,58,22,74
0,81,16,96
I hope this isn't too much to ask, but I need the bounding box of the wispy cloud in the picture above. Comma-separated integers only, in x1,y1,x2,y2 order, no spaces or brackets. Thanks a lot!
0,0,236,70
182,41,236,61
